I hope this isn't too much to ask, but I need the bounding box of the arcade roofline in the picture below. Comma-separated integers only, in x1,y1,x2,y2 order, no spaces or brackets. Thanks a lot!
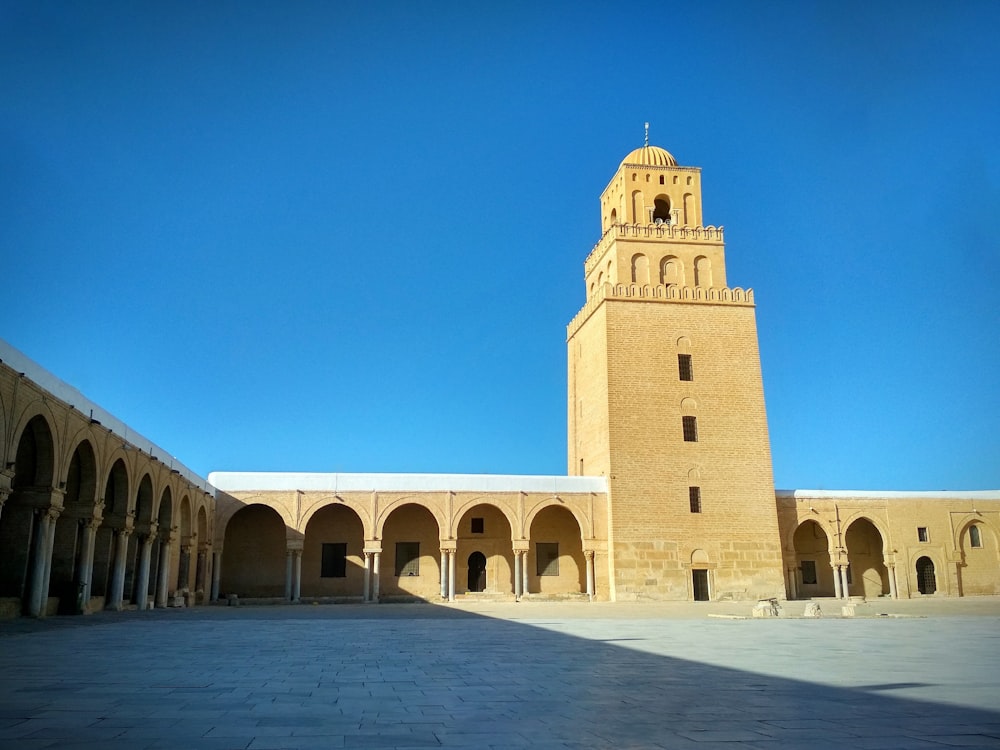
208,471,608,495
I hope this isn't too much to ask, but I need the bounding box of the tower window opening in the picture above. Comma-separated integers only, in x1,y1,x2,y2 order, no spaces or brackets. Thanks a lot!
659,175,664,185
918,527,929,543
970,524,982,548
653,197,672,225
678,354,693,381
471,517,484,534
689,486,702,513
682,416,698,442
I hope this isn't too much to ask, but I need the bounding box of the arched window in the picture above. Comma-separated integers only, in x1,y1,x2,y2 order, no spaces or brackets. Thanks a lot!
631,254,649,284
694,256,712,287
609,208,617,225
661,256,683,286
969,524,982,548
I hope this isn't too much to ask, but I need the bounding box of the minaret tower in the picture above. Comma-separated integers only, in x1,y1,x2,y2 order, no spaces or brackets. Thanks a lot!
567,141,785,601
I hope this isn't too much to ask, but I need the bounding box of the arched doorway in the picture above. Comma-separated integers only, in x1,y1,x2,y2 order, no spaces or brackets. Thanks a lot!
92,459,128,607
792,520,835,598
381,504,440,600
467,552,487,592
527,505,585,595
301,504,365,599
455,504,513,595
916,557,937,595
844,518,889,598
220,505,286,598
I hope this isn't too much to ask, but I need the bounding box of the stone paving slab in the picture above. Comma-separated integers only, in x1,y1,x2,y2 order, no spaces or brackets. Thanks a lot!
0,599,998,748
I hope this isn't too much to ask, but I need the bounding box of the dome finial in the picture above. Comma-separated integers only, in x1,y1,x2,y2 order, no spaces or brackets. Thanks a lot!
644,121,649,147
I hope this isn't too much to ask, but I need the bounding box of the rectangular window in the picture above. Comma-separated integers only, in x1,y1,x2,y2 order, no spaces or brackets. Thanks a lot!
536,542,559,576
678,353,693,381
395,542,420,577
801,560,817,585
682,415,698,442
917,527,929,543
689,486,702,513
471,517,484,534
321,543,347,578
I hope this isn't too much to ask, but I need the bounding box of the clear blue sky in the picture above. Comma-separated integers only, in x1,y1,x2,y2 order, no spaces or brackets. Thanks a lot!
2,1,998,490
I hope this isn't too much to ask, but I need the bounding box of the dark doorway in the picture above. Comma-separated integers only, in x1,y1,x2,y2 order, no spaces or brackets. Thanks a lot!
916,556,936,595
692,569,709,601
467,552,486,592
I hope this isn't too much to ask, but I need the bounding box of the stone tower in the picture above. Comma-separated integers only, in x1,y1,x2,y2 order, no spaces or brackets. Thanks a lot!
566,144,786,601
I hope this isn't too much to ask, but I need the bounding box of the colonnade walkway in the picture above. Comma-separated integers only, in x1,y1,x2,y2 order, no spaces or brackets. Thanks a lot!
1,598,998,749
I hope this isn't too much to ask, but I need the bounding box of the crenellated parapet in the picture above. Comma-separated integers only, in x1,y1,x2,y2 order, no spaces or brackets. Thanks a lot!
584,223,725,275
566,282,754,339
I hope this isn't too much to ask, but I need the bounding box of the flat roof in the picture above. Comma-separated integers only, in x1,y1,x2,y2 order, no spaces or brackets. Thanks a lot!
777,489,1000,500
208,471,608,494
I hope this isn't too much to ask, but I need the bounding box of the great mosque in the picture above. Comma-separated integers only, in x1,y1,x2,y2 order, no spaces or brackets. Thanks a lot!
1,144,997,617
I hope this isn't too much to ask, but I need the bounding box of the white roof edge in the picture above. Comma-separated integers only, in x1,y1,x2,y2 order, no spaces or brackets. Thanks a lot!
209,471,609,494
0,338,213,495
776,488,1000,500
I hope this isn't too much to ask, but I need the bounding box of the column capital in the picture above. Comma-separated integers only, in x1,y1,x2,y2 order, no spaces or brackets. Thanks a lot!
45,505,62,522
584,549,596,561
85,515,104,530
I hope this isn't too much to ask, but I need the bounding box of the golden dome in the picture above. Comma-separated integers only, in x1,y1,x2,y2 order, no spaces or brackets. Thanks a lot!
619,145,677,168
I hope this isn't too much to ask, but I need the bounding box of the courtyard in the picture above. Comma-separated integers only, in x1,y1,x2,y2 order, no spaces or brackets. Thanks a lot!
1,598,999,749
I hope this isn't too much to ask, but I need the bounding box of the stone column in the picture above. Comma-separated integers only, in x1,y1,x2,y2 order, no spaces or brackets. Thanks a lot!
28,507,60,617
439,549,448,599
447,550,456,602
195,548,207,597
840,565,851,599
135,529,156,610
585,551,595,601
292,549,302,602
210,550,222,602
177,544,192,592
77,517,100,614
887,563,898,600
787,567,798,601
107,527,132,611
155,534,173,608
284,549,293,601
372,552,381,602
39,507,59,612
832,563,842,599
363,552,372,603
513,551,521,600
521,550,529,596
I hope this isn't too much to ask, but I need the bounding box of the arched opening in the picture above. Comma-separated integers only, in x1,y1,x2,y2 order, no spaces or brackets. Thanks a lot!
220,505,287,598
792,520,835,598
844,518,889,598
631,253,649,284
660,256,684,287
959,523,997,595
194,506,209,596
694,256,712,287
609,208,617,225
467,552,487,592
301,503,365,599
683,193,693,225
91,459,128,604
381,504,440,600
631,190,644,223
528,505,585,595
125,474,154,606
916,556,936,595
49,440,98,613
456,504,513,595
652,196,671,224
152,487,173,608
0,416,57,612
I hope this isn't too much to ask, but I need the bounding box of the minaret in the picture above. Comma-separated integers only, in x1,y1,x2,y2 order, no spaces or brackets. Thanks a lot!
567,141,785,601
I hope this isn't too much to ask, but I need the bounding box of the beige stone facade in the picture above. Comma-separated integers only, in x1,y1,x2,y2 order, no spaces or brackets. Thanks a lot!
1,142,996,616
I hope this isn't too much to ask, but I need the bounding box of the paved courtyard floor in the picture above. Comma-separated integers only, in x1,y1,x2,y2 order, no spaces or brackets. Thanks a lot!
1,597,999,749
